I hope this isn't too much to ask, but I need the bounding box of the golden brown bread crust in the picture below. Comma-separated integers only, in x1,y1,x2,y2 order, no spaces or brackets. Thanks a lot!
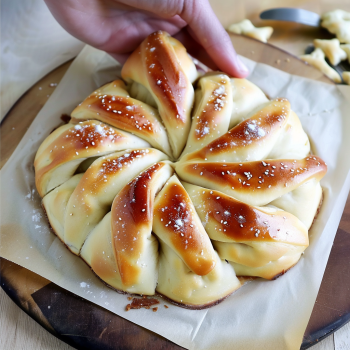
177,156,327,206
35,120,150,197
111,162,173,287
181,98,290,163
153,175,217,276
122,31,197,158
184,185,308,245
70,80,172,157
181,73,233,157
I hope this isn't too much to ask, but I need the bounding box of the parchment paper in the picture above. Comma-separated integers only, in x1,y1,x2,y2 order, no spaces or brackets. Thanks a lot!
1,45,350,350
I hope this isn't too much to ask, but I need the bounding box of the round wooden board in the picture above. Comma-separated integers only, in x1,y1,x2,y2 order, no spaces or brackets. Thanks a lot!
1,34,349,350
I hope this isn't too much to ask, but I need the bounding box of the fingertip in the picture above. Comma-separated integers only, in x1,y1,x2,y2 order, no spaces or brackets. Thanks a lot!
229,55,250,78
209,48,250,78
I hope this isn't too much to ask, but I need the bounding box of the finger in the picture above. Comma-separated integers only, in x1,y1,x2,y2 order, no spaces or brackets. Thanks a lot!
109,52,130,64
173,29,218,71
180,0,249,78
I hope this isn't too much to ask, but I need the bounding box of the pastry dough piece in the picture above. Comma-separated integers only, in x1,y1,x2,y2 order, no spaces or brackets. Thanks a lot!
43,174,83,242
153,175,240,306
34,120,149,197
122,31,198,158
110,162,173,293
181,73,233,157
231,254,302,280
153,175,216,276
313,38,347,66
269,178,323,229
156,242,241,308
300,48,341,83
228,19,273,43
80,213,124,290
63,148,168,254
340,44,350,64
176,156,327,207
71,80,172,157
181,98,291,163
229,78,269,128
321,10,350,44
343,71,350,85
80,162,174,295
267,110,310,160
184,183,308,279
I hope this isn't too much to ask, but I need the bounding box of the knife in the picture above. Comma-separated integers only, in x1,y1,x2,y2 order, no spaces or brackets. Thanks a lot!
260,8,349,76
260,8,321,27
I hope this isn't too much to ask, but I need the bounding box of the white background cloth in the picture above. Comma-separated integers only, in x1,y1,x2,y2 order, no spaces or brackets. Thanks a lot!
1,0,83,121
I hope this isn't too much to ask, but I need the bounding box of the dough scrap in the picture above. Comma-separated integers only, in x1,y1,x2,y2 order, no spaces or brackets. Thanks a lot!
340,44,350,64
228,19,273,43
342,71,350,85
314,38,347,66
300,48,341,83
321,9,350,44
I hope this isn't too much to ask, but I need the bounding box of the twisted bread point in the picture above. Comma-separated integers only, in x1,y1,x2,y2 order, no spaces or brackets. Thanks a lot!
71,80,172,157
176,157,326,207
180,98,310,163
43,148,168,254
181,73,233,157
35,120,149,197
122,31,198,159
80,162,173,295
154,175,241,306
184,183,309,279
229,78,269,128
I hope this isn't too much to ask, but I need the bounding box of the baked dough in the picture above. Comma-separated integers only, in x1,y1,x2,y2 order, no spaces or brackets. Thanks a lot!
35,31,327,308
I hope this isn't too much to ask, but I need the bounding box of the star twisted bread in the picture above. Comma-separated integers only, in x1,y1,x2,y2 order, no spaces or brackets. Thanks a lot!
35,31,327,309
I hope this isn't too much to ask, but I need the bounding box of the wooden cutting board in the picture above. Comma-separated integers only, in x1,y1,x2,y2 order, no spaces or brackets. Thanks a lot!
1,34,349,350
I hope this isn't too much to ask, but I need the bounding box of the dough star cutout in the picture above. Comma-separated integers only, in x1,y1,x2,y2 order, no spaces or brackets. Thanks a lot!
314,38,347,66
321,9,350,44
300,48,341,83
227,19,273,43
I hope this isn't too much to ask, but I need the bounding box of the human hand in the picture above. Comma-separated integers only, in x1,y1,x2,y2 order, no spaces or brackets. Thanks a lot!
44,0,249,77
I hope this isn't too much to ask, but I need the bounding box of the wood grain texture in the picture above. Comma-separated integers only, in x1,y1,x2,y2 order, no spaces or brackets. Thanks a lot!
1,31,349,350
0,288,74,350
0,61,71,168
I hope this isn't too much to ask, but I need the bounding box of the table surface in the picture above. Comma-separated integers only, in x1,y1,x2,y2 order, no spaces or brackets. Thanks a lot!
2,0,350,349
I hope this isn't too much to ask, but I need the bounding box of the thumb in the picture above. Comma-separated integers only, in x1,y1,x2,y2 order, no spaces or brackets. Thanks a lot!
180,0,249,78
